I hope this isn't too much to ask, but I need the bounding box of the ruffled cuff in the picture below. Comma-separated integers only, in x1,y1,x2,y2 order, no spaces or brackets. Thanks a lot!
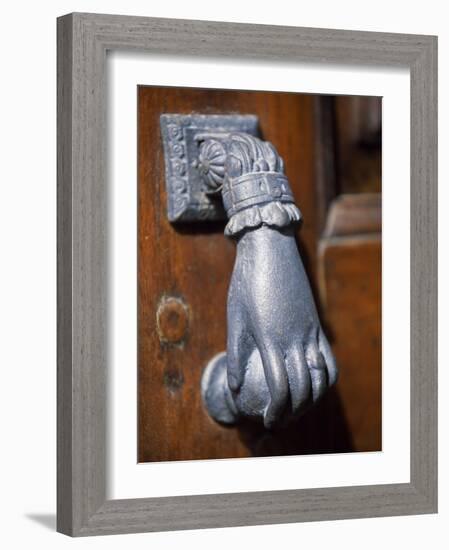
224,201,302,238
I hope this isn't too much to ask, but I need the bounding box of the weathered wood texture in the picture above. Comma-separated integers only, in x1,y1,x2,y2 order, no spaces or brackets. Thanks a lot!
138,86,333,462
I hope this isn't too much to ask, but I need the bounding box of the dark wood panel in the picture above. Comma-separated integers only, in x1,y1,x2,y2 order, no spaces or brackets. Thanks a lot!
334,96,382,195
323,193,381,237
138,86,333,462
318,195,382,452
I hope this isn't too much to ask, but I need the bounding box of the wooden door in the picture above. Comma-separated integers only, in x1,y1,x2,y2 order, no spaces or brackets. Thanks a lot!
138,86,381,462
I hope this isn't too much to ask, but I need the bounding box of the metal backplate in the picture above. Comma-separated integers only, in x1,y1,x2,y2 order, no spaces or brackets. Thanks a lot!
160,114,259,222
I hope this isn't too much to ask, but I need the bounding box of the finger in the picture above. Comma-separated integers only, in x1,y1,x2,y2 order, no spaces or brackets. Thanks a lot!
226,307,249,392
257,343,289,429
227,333,247,392
319,331,338,387
286,343,311,414
305,344,328,403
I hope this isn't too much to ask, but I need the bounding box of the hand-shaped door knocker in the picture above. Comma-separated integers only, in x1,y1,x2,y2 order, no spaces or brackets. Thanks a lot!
161,114,338,429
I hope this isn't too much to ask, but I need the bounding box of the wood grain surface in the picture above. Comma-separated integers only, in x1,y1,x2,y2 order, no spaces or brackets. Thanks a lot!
138,86,336,462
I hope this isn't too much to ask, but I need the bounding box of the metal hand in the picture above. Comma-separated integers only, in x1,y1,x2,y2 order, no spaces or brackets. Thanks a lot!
225,225,338,428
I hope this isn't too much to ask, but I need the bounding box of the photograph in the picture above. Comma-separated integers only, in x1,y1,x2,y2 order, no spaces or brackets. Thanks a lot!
138,86,382,462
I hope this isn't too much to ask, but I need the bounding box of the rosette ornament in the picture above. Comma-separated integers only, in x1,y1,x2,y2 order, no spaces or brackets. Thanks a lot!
197,139,227,194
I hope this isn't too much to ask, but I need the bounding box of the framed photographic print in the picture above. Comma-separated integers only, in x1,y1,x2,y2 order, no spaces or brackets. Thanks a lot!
57,12,437,536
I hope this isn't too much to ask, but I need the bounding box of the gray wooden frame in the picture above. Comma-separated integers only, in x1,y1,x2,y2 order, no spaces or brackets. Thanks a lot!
57,12,438,536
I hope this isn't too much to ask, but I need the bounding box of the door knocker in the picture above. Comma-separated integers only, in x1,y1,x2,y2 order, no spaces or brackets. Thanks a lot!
161,114,338,429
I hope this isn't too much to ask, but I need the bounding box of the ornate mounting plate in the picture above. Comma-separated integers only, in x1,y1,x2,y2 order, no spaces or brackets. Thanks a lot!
160,114,259,222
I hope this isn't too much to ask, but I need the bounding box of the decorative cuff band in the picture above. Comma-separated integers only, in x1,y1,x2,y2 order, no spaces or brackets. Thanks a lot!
224,201,302,237
222,171,295,218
